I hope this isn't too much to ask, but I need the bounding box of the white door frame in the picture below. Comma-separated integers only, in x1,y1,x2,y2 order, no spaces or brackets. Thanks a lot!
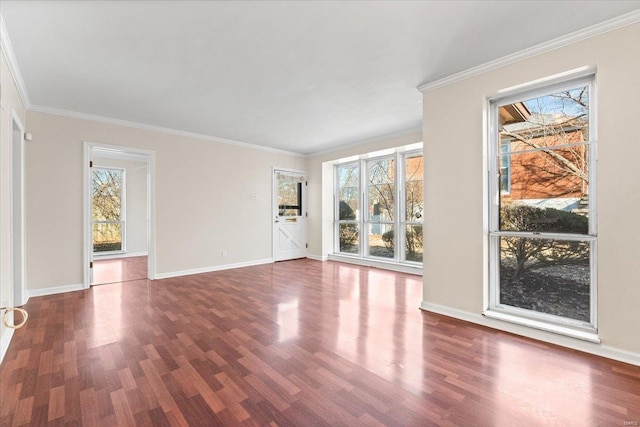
11,108,26,306
83,141,156,288
272,167,307,261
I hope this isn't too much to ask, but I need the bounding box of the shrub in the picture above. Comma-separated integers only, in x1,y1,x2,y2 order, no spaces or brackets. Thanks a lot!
338,201,358,251
381,225,423,260
500,204,589,281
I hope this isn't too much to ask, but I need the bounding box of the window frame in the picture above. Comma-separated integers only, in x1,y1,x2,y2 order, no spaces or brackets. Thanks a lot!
334,161,362,257
364,154,397,260
334,149,423,266
486,74,598,339
92,166,126,255
400,150,424,264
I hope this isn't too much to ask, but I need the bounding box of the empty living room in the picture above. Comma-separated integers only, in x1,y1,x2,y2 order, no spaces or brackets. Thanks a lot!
1,1,639,425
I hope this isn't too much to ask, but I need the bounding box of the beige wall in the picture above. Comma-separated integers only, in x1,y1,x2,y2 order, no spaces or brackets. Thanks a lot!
25,111,305,289
92,158,148,254
422,23,640,355
0,49,27,354
305,131,422,258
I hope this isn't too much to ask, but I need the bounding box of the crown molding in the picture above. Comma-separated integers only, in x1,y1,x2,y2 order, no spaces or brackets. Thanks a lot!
2,11,302,158
28,104,305,157
306,125,423,158
0,14,31,108
417,9,640,94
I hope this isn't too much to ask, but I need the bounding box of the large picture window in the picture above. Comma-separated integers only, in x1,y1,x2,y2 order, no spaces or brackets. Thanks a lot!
487,75,597,338
335,150,423,266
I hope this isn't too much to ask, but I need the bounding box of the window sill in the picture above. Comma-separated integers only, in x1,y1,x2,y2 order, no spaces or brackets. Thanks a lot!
483,309,600,343
328,253,422,275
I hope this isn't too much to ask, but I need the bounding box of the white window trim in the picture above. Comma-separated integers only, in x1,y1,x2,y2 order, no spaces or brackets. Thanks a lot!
92,166,126,255
484,73,598,340
334,160,362,257
334,148,423,267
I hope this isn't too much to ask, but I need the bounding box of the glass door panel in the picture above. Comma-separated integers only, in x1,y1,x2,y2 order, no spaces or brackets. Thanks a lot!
278,174,302,217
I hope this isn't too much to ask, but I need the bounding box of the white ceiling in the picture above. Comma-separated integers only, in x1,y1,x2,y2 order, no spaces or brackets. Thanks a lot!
2,1,639,154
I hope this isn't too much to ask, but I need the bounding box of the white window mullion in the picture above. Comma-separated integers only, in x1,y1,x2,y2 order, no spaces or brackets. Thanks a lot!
361,159,367,258
395,152,402,263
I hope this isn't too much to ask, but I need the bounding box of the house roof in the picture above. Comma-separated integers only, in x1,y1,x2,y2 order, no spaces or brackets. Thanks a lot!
499,103,531,126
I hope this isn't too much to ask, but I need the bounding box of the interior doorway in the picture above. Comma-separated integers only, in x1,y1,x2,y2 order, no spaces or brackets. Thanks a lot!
83,142,155,287
273,168,307,261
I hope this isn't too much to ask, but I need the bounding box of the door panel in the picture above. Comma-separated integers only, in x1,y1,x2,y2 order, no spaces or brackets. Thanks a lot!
274,170,307,261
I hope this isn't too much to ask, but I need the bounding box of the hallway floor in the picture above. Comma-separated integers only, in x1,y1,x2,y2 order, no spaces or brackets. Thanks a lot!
92,256,147,285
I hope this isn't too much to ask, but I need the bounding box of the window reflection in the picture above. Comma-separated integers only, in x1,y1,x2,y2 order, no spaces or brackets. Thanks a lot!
277,299,300,342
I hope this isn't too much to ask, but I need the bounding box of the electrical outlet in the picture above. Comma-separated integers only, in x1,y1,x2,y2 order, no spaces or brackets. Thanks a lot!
221,250,228,258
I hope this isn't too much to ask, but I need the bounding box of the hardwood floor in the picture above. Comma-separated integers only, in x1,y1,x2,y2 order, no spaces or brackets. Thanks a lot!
92,256,147,285
1,259,638,426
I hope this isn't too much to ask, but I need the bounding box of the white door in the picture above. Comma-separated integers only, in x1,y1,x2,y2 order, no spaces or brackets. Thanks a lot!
273,169,307,261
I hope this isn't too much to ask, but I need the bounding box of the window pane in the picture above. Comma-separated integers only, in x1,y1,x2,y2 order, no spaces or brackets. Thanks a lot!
338,223,359,254
93,223,123,252
405,155,423,222
499,85,589,221
499,147,589,234
368,158,394,221
500,147,588,206
500,142,511,193
278,175,302,217
499,236,590,322
499,85,589,153
369,224,394,259
338,164,359,220
404,225,423,263
92,169,122,221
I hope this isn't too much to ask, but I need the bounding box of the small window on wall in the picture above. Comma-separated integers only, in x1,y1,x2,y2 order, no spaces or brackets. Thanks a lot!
334,149,423,266
92,167,125,253
487,74,597,340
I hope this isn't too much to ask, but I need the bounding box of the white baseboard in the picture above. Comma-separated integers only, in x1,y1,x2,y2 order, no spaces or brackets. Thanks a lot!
328,254,423,275
306,254,328,261
93,251,148,260
0,327,15,364
28,283,85,298
155,258,273,280
420,301,640,366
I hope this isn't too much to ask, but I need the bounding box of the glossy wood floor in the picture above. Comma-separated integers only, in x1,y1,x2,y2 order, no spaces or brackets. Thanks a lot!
1,259,639,426
92,256,147,286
